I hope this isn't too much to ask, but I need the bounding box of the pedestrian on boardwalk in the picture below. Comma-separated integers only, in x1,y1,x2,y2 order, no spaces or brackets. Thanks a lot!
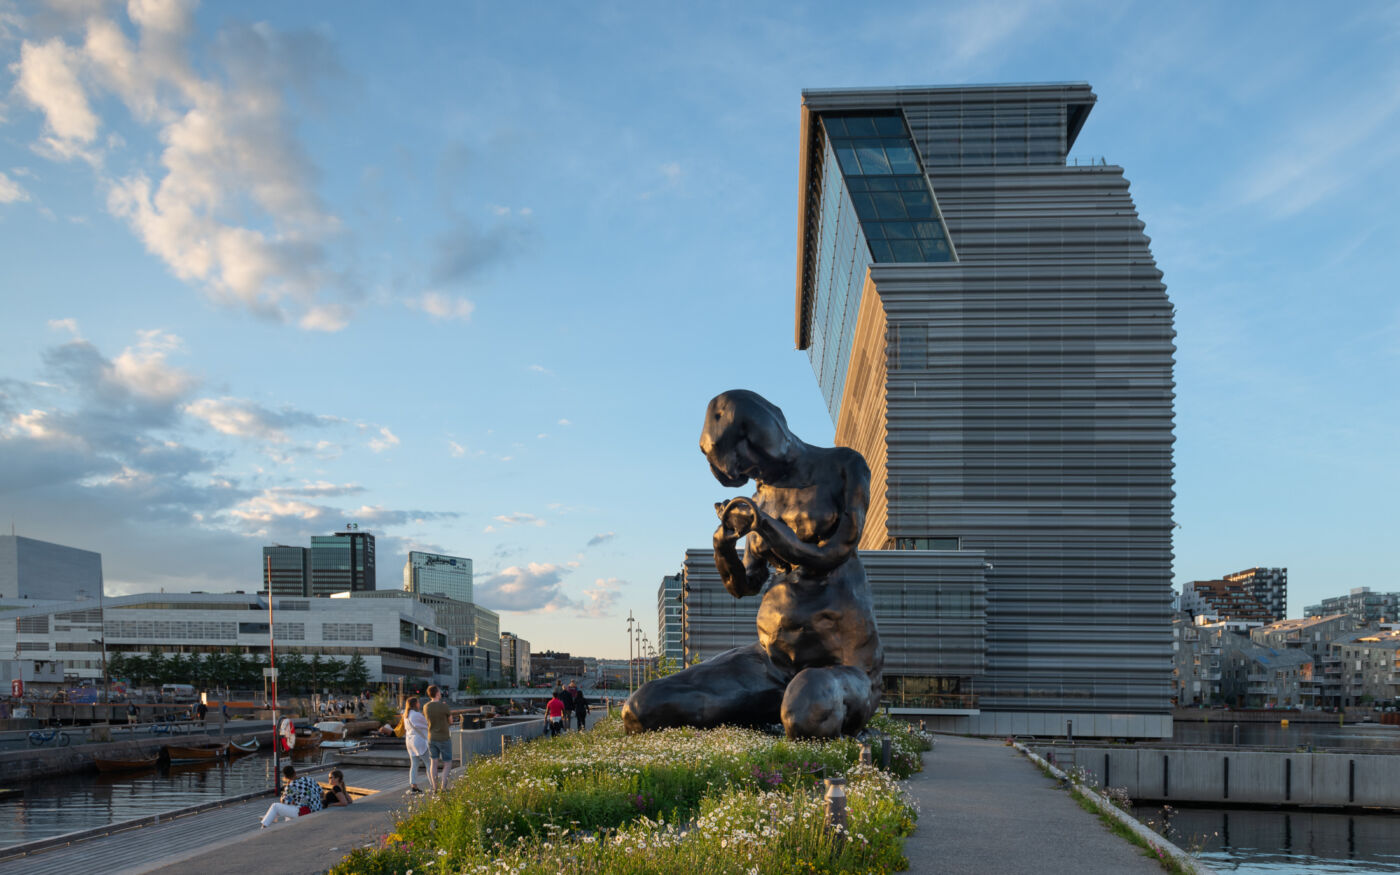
126,701,139,725
423,684,452,792
260,765,322,827
402,695,430,794
558,683,576,731
545,690,565,737
567,681,589,731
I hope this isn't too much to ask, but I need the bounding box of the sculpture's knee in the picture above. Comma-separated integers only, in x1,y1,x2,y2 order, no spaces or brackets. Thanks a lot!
781,670,845,739
621,685,653,734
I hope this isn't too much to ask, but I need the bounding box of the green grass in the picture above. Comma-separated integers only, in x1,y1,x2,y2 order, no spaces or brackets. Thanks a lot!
1068,788,1198,875
330,716,930,875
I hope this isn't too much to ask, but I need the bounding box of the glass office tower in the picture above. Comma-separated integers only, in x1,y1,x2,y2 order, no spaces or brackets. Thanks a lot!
403,551,473,604
794,83,1176,735
309,531,376,596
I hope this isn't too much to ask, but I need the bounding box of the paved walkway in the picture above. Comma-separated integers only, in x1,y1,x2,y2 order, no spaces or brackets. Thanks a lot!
903,734,1165,875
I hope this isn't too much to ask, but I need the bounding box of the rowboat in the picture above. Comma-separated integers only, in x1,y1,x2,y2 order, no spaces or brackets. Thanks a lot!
314,720,346,741
94,754,160,772
292,730,323,750
229,737,260,755
165,742,229,763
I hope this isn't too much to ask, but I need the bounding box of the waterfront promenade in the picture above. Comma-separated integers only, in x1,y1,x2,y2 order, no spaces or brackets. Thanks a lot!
0,733,1189,874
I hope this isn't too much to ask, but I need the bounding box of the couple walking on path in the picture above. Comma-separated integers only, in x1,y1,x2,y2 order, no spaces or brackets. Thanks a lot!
403,685,452,794
547,681,589,736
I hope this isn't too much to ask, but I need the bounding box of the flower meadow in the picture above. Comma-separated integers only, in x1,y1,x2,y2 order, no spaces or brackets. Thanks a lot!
331,715,930,875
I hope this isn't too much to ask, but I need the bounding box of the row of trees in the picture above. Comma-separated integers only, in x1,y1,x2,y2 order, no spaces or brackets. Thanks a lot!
105,650,371,695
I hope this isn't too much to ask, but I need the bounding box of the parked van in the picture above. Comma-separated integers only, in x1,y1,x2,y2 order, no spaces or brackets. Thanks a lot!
161,683,197,702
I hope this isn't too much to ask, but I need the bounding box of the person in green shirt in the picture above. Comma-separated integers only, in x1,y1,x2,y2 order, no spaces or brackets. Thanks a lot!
423,685,453,792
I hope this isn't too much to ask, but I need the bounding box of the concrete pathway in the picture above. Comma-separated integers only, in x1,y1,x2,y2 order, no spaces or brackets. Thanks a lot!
902,734,1165,875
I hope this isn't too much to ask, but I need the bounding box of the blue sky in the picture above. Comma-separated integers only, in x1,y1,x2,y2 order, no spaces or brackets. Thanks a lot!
2,1,1397,657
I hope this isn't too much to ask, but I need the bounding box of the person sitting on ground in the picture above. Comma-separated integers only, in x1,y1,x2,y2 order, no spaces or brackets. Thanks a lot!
322,769,353,808
260,765,323,828
545,690,566,737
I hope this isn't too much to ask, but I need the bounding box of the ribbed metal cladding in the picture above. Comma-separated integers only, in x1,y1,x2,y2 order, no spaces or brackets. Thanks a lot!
867,166,1175,714
680,548,988,681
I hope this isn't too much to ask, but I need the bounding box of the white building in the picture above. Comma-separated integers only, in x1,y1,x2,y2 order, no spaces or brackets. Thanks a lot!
0,591,453,689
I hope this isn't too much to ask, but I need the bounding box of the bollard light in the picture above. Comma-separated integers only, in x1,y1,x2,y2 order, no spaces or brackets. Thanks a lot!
859,741,872,766
823,777,848,837
1233,724,1240,747
880,735,892,770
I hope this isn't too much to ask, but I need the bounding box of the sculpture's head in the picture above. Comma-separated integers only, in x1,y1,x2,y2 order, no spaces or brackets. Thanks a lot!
700,390,796,487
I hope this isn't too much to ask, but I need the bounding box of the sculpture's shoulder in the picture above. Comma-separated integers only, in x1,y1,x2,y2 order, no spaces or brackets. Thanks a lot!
825,445,871,486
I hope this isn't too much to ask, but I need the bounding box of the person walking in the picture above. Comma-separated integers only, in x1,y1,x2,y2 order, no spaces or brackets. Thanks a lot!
402,696,430,794
260,765,323,827
558,683,576,732
545,690,565,737
568,681,589,731
423,685,452,792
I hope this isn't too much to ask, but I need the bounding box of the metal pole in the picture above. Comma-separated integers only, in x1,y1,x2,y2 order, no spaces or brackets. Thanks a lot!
627,612,635,695
267,556,280,793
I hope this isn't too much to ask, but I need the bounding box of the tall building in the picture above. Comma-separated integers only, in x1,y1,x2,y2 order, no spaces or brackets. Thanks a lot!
403,551,473,603
656,573,683,664
1180,579,1274,623
0,535,103,601
309,530,376,596
500,631,531,686
789,83,1175,735
1224,567,1287,622
262,545,311,597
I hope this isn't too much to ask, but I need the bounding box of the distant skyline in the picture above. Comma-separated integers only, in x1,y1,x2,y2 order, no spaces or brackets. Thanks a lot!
2,1,1398,657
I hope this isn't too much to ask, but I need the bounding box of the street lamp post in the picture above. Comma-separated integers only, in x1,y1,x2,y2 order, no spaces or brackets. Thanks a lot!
626,612,635,695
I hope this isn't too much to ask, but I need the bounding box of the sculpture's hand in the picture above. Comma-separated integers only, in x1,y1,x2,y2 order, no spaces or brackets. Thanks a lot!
718,497,758,536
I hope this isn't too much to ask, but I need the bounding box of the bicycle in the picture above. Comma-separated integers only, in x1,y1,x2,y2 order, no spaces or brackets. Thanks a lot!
28,727,71,747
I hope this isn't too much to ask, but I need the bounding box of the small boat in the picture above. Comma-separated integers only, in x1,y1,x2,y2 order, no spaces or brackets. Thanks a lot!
165,743,229,763
314,720,346,741
292,730,323,750
229,737,260,756
94,754,160,772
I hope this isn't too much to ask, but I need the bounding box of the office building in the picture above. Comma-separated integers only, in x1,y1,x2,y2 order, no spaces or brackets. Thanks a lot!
0,535,103,601
461,603,501,684
0,591,452,689
262,545,311,597
309,530,376,596
657,573,684,664
501,632,531,687
403,551,473,603
785,83,1175,736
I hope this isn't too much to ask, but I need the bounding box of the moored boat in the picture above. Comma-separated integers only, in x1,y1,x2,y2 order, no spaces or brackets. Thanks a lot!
229,737,260,756
94,754,160,772
292,730,323,750
164,742,229,763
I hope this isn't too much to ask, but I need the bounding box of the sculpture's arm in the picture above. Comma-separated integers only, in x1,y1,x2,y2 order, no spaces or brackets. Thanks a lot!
753,456,869,573
714,503,769,598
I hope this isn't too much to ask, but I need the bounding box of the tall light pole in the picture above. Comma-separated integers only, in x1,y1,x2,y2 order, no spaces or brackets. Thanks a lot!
626,612,635,695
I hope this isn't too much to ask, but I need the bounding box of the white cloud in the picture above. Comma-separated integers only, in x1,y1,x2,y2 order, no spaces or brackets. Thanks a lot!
13,37,100,158
448,440,465,457
578,577,623,617
13,5,349,327
368,426,399,453
528,364,552,375
475,562,573,612
0,171,31,203
108,329,196,402
488,511,545,530
557,418,571,426
409,292,475,321
659,161,682,181
586,531,616,547
47,317,81,336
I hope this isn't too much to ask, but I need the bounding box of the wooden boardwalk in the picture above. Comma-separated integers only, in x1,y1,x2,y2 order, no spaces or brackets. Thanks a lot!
0,764,407,875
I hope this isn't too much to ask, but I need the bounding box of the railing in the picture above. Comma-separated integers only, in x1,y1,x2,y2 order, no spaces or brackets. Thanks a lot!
881,693,979,710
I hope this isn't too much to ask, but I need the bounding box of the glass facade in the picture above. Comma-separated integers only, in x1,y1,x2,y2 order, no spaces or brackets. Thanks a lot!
403,551,473,603
310,532,376,596
804,111,953,421
262,545,310,597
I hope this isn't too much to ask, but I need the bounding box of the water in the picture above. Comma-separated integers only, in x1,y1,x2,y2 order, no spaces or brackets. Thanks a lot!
0,746,325,849
1172,719,1400,752
1132,805,1400,874
1126,720,1400,872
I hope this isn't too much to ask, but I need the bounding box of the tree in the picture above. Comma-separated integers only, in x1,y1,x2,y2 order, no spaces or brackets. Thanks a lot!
279,651,309,693
341,654,370,692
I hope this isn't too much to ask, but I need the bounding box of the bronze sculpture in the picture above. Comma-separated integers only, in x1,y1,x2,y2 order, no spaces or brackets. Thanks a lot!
622,390,883,739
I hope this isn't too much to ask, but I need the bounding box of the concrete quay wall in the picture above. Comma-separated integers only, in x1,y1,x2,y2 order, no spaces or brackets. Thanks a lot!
1040,745,1400,809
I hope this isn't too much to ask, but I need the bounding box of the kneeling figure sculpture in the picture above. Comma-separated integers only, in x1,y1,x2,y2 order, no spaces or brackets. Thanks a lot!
623,389,883,739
